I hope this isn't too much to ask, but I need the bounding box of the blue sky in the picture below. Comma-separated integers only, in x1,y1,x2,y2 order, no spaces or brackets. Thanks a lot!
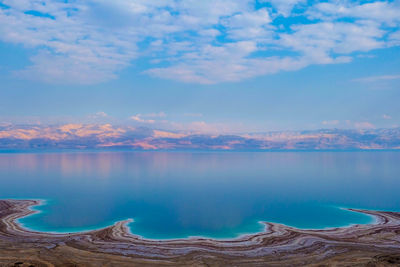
0,0,399,133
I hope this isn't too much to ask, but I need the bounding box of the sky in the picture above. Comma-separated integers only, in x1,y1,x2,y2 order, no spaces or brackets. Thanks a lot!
0,0,399,133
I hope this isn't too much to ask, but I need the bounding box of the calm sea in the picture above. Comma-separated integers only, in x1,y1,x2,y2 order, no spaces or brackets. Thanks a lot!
0,151,399,239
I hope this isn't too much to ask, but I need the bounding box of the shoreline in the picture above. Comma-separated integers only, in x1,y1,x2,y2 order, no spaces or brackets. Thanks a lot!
14,199,375,241
0,199,400,266
15,199,134,236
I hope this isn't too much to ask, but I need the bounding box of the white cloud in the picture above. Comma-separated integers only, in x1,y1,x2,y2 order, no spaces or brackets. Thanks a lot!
0,0,399,84
322,120,339,126
279,21,385,64
382,114,392,120
308,1,400,25
85,111,110,123
163,120,245,134
389,30,400,46
130,114,155,124
92,111,108,118
129,112,166,124
15,50,123,84
354,122,375,129
261,0,306,17
142,112,167,118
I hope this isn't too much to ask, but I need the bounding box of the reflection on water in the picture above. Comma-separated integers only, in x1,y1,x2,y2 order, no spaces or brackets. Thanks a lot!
0,152,399,239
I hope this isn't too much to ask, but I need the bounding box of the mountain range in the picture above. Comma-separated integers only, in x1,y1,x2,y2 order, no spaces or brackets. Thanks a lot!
1,124,400,151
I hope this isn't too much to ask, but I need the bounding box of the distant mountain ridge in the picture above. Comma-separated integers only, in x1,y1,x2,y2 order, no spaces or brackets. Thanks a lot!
1,124,400,151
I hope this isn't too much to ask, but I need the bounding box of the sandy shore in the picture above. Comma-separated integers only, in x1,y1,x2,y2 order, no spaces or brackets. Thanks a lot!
0,199,399,266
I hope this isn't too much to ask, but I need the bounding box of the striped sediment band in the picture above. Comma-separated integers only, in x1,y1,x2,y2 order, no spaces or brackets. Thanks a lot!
0,199,399,266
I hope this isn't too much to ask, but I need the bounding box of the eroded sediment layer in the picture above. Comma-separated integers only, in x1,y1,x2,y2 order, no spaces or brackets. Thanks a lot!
0,199,399,266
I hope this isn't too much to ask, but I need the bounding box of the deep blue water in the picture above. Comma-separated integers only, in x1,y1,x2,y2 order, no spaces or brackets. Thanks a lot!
0,151,399,239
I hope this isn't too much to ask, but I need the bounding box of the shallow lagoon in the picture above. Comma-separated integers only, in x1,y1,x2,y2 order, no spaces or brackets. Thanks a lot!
0,151,399,239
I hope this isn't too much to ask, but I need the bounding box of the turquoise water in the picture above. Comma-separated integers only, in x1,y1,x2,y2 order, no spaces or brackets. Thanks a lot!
0,151,399,239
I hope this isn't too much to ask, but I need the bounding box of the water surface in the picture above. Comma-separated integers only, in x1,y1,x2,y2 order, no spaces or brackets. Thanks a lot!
0,151,399,239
